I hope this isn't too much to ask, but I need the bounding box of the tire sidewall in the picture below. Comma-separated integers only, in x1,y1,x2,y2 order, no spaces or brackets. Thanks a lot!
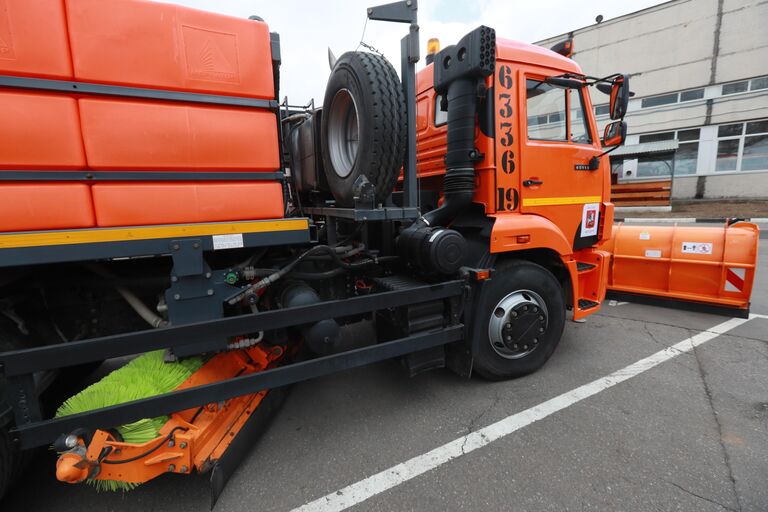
321,57,370,205
473,260,566,380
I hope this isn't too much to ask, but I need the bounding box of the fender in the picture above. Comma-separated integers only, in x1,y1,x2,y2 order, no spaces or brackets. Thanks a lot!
489,213,582,317
490,213,572,256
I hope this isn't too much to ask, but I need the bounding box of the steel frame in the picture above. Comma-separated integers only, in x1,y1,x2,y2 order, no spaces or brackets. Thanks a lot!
1,279,468,448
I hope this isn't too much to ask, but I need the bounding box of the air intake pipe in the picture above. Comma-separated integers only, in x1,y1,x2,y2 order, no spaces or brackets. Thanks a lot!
397,26,496,274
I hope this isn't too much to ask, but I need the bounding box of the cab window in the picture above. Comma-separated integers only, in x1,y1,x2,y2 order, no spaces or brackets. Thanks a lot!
526,79,592,144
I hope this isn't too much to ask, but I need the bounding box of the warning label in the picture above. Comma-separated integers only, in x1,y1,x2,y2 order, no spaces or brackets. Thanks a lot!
681,242,713,255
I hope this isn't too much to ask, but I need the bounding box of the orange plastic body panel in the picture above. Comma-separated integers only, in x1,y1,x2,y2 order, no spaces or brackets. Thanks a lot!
0,91,86,169
0,184,94,231
606,222,760,309
489,213,572,255
65,0,275,99
0,0,73,79
79,99,279,171
92,181,284,227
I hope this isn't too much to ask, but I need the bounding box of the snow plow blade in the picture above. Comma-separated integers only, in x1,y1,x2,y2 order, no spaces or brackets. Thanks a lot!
602,221,759,317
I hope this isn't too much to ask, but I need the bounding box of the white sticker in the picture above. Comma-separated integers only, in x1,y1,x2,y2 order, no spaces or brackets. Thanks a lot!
212,233,244,250
580,203,600,237
645,249,662,258
681,242,713,255
639,232,651,240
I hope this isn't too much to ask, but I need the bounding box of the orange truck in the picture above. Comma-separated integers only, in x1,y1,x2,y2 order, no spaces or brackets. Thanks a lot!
0,0,759,502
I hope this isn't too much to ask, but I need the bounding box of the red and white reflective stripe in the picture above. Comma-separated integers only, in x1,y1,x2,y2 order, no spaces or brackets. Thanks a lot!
725,267,746,292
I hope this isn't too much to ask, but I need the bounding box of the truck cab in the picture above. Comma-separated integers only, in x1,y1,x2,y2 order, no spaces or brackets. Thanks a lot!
415,37,625,320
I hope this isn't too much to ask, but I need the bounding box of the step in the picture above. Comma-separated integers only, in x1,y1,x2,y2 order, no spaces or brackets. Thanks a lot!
576,261,596,272
578,298,600,310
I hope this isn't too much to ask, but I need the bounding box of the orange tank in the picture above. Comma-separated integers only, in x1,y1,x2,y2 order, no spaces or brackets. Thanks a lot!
0,184,95,231
0,0,73,79
0,91,86,169
65,0,275,99
91,182,284,227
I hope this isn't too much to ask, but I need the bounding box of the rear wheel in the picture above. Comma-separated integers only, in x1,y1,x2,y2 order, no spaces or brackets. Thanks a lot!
473,260,565,380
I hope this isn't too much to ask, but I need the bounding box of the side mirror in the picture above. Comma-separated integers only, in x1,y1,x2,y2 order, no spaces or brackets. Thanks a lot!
603,121,627,147
609,74,629,120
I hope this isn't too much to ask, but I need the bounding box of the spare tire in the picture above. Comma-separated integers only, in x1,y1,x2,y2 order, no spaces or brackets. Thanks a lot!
321,52,406,207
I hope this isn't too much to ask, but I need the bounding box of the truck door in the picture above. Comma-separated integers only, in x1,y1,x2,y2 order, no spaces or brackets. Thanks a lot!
518,72,604,248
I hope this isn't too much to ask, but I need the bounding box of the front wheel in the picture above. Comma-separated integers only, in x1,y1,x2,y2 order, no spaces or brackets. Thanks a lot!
472,260,566,380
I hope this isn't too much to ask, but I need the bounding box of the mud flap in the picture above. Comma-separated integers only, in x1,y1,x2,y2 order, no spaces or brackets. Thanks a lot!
209,386,289,509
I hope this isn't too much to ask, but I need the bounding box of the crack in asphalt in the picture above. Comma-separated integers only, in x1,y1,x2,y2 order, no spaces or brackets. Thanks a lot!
460,390,501,455
666,480,738,511
596,312,768,346
689,328,743,512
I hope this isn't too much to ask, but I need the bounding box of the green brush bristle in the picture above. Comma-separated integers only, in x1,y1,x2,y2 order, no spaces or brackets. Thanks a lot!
55,350,204,491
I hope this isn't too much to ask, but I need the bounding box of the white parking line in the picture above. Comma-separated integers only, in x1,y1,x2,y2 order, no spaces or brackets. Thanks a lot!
293,315,756,512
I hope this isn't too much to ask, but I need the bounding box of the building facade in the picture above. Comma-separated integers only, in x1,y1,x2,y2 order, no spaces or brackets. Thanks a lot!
536,0,768,200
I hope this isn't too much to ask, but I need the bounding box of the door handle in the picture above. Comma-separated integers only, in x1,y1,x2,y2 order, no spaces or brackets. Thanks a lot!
523,179,543,187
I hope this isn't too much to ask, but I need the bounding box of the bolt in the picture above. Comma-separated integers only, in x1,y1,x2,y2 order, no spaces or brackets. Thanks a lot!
539,327,545,333
173,293,181,300
523,345,528,350
171,275,178,282
533,338,538,344
505,336,511,341
179,442,187,449
168,440,175,448
511,311,518,317
505,323,512,329
205,272,212,279
181,466,188,473
193,242,200,249
539,315,544,321
172,243,180,251
523,305,529,311
512,344,519,350
207,289,214,296
168,464,176,472
533,307,538,312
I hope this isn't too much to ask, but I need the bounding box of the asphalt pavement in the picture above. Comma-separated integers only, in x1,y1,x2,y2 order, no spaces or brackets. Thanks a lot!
4,240,766,512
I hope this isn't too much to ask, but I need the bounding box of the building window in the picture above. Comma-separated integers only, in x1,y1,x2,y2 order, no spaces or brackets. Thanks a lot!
594,104,609,117
722,81,749,95
718,124,743,137
752,77,768,91
680,88,704,102
638,132,674,143
716,140,740,171
641,93,678,108
742,121,768,171
637,153,674,178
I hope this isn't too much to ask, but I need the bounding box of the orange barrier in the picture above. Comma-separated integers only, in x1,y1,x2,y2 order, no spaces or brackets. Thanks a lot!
604,222,759,311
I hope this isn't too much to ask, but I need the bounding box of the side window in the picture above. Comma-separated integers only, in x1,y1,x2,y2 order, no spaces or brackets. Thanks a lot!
434,95,447,127
526,79,566,141
526,79,593,145
569,89,592,144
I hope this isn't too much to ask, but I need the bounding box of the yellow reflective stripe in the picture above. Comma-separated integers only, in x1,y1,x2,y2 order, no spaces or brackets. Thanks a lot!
522,195,602,207
0,219,309,249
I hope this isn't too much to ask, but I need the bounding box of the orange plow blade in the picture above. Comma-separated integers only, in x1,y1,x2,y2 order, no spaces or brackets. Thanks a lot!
602,221,759,316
